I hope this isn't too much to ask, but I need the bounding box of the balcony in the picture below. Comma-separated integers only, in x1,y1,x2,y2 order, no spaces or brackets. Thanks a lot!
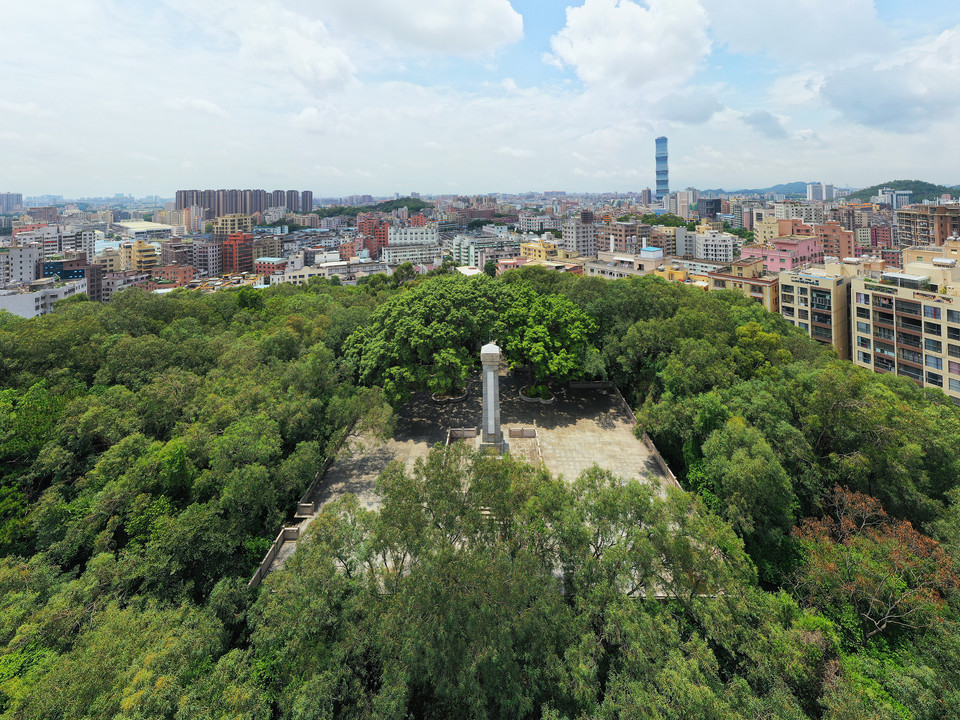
874,311,895,327
898,348,923,364
898,365,923,383
875,356,896,373
896,316,923,332
895,301,921,316
896,332,922,349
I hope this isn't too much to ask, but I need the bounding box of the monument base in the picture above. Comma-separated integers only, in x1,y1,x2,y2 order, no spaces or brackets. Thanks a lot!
477,438,507,454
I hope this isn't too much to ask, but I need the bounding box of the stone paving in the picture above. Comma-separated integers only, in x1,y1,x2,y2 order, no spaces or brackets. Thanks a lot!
499,378,672,496
257,374,674,581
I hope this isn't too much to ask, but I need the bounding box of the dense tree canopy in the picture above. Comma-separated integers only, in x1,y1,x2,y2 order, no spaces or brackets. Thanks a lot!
2,267,960,718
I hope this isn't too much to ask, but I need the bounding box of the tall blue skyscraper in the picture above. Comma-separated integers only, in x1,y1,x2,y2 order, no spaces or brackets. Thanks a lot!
655,136,669,201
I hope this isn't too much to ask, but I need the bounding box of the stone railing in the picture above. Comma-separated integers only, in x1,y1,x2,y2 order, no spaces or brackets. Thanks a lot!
295,454,337,518
568,380,615,390
508,427,537,438
446,427,478,444
248,526,300,590
607,384,682,491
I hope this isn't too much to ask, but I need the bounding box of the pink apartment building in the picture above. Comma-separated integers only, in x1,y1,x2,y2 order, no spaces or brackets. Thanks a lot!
740,235,824,273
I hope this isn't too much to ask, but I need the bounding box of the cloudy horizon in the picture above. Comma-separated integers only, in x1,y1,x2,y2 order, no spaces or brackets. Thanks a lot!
3,0,959,198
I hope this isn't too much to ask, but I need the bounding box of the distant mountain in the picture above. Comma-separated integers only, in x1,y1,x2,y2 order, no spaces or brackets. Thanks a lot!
843,180,959,203
701,182,809,196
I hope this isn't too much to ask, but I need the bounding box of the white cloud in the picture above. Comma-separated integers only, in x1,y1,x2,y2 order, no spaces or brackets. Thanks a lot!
741,110,788,139
285,0,523,55
165,99,228,117
701,0,890,67
546,0,711,93
496,146,534,158
819,26,960,131
0,101,54,118
654,92,723,124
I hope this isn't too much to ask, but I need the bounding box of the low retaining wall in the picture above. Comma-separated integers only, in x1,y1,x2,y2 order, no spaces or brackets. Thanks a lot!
248,526,300,590
568,380,615,390
294,454,337,518
609,386,682,491
508,427,537,438
446,427,479,444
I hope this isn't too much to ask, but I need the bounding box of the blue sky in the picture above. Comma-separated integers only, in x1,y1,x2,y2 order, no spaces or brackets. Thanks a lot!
3,0,959,198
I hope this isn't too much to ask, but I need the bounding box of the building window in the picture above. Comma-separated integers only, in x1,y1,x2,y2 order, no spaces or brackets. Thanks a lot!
858,351,871,363
947,309,960,324
949,327,960,341
856,321,870,334
924,322,942,336
926,355,943,370
926,372,943,387
875,342,895,358
857,336,871,349
798,322,809,331
782,284,794,293
782,306,795,317
856,292,869,304
925,338,943,353
949,360,960,375
950,378,960,393
899,364,923,381
714,279,726,288
799,309,809,320
924,305,941,319
856,307,871,319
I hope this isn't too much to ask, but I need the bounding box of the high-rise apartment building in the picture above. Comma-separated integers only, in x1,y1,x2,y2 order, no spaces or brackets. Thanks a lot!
806,183,834,202
192,239,223,277
655,136,669,201
175,188,312,214
561,218,597,257
0,193,23,213
876,188,914,210
213,214,254,241
896,205,960,246
694,230,737,263
284,190,299,214
779,267,851,359
222,233,254,274
815,221,855,259
0,243,42,286
850,256,960,403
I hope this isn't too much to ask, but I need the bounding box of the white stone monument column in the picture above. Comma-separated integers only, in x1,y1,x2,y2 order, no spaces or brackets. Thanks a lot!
480,342,504,451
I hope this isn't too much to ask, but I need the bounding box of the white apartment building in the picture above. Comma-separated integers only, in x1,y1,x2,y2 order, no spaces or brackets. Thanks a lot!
381,244,444,265
694,230,738,263
0,277,87,318
14,226,98,259
774,202,825,225
387,225,439,246
561,219,596,257
518,215,560,233
0,242,43,286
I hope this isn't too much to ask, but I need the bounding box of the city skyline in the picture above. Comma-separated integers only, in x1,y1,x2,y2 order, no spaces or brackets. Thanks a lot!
4,0,959,197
